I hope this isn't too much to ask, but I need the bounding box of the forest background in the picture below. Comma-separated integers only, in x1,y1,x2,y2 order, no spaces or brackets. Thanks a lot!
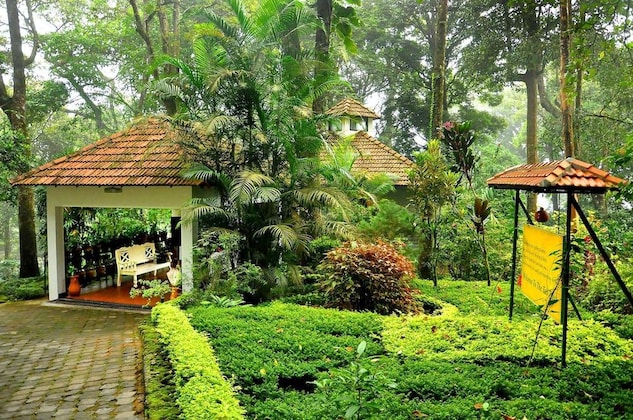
0,0,632,284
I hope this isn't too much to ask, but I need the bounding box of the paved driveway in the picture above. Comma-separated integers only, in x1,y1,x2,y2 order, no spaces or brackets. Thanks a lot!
0,300,148,419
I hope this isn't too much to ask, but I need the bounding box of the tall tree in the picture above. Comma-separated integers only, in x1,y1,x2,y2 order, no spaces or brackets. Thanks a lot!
0,0,39,277
313,0,361,112
431,0,448,139
560,0,574,157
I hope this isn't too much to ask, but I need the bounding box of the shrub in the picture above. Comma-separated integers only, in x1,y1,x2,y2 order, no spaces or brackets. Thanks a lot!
0,259,19,281
305,236,342,267
0,276,46,301
317,241,417,315
151,304,245,419
580,266,633,314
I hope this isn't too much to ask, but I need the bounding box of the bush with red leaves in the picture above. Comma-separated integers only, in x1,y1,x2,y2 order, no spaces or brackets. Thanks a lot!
317,241,418,315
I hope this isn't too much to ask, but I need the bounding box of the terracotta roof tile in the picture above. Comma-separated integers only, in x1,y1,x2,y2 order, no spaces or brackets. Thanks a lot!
487,158,626,192
12,118,202,187
325,98,381,119
328,131,415,186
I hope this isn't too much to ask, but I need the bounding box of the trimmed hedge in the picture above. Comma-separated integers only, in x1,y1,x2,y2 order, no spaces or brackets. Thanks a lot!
151,303,245,419
187,299,633,419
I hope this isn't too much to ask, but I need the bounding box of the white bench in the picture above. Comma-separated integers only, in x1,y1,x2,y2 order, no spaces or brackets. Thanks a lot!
115,242,171,287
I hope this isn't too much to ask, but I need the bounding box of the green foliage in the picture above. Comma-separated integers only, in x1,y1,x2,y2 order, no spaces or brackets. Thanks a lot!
151,304,245,419
0,276,47,301
578,262,633,314
305,236,342,267
412,279,537,318
184,295,633,420
139,322,181,420
382,314,633,365
279,291,328,307
594,311,633,340
313,340,398,419
130,279,172,307
356,199,416,244
408,140,458,282
0,125,29,202
201,294,247,308
317,241,418,314
0,259,19,281
186,302,383,418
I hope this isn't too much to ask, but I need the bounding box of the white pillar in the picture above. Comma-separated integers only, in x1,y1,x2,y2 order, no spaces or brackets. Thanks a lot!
179,213,196,293
47,201,65,300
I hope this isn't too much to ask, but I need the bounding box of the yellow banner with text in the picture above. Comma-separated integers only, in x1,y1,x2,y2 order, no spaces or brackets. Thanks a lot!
520,224,563,323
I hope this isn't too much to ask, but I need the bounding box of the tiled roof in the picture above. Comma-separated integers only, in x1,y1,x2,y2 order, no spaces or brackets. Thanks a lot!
329,131,415,186
487,158,626,193
12,117,202,187
325,98,381,119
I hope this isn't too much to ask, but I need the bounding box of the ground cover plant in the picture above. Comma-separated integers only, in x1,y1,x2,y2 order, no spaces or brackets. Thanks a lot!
185,281,633,419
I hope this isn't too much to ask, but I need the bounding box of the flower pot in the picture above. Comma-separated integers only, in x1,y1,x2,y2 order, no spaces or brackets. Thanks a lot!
68,275,81,297
170,286,179,300
535,207,549,223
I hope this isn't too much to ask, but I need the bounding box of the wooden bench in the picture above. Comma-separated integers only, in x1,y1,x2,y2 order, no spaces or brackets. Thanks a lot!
115,242,171,287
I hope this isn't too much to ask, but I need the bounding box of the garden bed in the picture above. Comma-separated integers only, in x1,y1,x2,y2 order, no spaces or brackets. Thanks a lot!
181,281,633,419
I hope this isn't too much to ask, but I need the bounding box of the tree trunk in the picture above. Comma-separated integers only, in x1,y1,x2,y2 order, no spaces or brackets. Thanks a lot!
3,0,40,278
313,0,333,113
431,0,448,138
525,69,539,212
560,0,574,158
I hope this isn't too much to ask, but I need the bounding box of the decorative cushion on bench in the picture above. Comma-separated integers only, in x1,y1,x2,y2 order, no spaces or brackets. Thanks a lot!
115,242,171,287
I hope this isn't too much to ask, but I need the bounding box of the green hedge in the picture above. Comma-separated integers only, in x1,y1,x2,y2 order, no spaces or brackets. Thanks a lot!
151,304,245,419
186,299,633,419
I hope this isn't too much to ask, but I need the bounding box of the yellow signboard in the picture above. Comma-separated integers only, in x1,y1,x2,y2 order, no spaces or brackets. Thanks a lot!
520,224,563,323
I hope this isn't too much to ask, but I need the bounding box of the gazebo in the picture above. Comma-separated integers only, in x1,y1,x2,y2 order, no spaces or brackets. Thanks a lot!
487,157,631,366
11,117,211,300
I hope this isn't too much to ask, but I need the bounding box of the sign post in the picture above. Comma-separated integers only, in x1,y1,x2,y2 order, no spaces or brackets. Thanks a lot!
520,224,564,323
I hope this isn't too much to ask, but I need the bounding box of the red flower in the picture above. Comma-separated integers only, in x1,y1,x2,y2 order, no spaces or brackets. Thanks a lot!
497,285,503,294
517,274,522,286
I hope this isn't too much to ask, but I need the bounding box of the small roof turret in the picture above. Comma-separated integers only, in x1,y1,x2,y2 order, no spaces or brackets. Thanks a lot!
325,98,380,119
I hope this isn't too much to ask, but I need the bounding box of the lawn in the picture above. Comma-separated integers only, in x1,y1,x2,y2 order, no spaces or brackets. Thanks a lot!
183,280,633,419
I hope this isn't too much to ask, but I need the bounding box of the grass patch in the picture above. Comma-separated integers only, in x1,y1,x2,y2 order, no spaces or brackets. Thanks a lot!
413,278,542,319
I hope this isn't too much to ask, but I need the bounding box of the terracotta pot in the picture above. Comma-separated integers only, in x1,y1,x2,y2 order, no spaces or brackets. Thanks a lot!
68,275,81,297
535,207,549,223
97,265,107,276
170,286,179,300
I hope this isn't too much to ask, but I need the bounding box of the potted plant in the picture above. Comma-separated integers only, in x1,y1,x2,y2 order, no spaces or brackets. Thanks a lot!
67,265,81,297
129,278,172,307
166,262,182,299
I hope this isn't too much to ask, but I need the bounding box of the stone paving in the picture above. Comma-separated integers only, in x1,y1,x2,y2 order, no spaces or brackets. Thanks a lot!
0,299,148,419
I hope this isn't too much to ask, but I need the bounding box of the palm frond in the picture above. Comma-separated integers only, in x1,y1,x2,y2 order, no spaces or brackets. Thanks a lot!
230,171,278,205
254,223,299,251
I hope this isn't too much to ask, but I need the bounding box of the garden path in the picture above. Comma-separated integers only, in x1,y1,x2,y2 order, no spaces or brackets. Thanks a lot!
0,299,147,419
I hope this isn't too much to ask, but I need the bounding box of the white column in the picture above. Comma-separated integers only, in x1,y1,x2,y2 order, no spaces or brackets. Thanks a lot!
179,213,195,293
47,201,65,300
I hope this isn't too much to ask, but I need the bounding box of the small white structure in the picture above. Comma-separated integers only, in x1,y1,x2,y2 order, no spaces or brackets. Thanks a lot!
12,117,211,300
325,98,415,201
